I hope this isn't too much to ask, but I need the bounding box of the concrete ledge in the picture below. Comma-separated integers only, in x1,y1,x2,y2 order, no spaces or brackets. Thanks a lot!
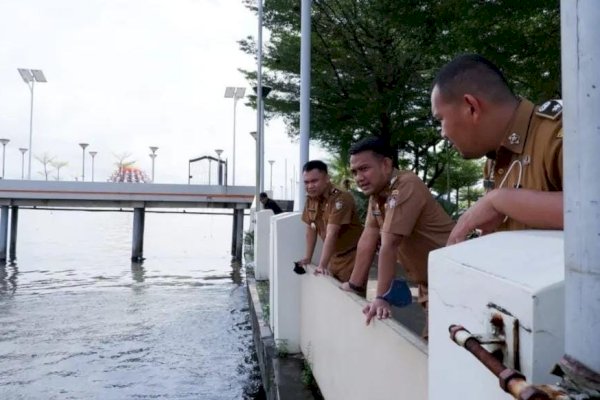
247,276,318,400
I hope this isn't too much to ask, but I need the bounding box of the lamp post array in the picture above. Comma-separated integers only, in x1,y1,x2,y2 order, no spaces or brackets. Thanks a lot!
0,139,10,179
215,149,224,185
224,87,246,186
19,148,28,180
89,151,97,182
17,68,47,180
79,143,89,181
268,160,275,191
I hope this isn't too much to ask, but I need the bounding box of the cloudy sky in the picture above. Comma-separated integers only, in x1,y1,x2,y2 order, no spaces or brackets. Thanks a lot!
0,0,325,199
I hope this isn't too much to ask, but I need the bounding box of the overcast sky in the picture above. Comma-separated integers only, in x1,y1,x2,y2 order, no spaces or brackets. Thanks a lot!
0,0,325,199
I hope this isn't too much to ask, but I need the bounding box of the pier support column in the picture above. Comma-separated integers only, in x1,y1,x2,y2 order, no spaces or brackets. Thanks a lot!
231,210,238,257
0,206,8,262
9,206,18,262
234,208,244,261
132,207,145,261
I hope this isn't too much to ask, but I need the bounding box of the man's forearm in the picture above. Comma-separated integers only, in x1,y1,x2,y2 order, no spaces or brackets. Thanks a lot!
304,226,317,261
492,189,563,229
376,242,398,297
318,230,339,269
348,231,378,286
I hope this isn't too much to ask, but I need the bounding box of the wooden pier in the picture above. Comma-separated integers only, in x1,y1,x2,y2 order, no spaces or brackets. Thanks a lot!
0,180,254,262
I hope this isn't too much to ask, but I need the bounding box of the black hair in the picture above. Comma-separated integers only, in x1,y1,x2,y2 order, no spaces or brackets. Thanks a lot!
432,54,516,104
302,160,328,174
259,192,268,199
349,136,395,160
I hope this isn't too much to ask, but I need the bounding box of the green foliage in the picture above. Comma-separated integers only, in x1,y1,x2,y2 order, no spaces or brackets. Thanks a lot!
239,0,560,192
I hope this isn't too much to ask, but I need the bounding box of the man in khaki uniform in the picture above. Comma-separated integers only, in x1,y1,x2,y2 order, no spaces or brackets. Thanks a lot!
431,54,563,244
342,137,455,328
299,160,363,282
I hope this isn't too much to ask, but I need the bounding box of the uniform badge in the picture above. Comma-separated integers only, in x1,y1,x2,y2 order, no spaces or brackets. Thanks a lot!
536,100,563,120
388,197,397,209
335,200,343,210
508,133,520,145
391,190,399,196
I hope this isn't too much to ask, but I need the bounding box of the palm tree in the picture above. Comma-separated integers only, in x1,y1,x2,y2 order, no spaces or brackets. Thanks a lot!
35,152,55,181
50,160,68,181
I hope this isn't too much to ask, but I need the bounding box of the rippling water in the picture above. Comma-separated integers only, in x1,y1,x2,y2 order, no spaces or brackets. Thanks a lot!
0,209,263,399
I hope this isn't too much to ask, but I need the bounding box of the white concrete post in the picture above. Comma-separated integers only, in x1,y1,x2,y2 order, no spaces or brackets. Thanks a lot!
254,209,273,280
561,0,600,373
297,0,311,210
269,212,305,353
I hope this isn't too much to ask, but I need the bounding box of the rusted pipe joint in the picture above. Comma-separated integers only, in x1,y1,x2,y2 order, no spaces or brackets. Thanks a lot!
449,324,473,347
499,368,526,392
518,386,551,400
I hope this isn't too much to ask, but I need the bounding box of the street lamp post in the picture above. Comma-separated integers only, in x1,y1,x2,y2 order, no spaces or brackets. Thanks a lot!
224,87,246,186
252,85,272,195
89,151,97,182
0,139,10,179
149,146,158,182
19,148,28,180
268,160,275,191
250,131,260,207
215,149,224,185
79,143,89,181
17,68,47,180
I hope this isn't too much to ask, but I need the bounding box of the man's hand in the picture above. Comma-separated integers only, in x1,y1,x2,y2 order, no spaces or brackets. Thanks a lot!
362,298,391,325
447,192,505,245
314,265,330,276
299,257,312,266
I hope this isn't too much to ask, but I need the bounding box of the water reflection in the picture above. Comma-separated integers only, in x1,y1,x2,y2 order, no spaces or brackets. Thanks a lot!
130,261,145,283
230,259,243,285
0,211,264,399
0,263,18,295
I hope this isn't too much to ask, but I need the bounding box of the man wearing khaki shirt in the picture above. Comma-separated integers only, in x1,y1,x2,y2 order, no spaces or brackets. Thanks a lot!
431,54,563,244
342,137,454,330
299,160,363,282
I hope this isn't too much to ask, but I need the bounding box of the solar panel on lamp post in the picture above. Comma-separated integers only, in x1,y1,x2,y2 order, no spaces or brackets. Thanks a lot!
17,68,47,180
224,87,246,186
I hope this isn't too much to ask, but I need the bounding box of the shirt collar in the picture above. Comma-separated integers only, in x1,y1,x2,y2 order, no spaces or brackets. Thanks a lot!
376,169,400,200
498,98,535,155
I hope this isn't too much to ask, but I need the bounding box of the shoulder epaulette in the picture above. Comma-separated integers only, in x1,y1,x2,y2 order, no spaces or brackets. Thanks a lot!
536,100,563,120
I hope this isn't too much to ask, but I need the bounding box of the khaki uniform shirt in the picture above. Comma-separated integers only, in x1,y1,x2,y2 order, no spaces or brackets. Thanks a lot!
484,98,563,231
365,170,454,285
301,184,363,258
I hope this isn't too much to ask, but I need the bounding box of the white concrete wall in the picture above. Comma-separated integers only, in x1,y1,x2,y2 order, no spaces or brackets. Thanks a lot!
269,212,305,353
429,231,565,400
254,209,274,280
300,270,428,400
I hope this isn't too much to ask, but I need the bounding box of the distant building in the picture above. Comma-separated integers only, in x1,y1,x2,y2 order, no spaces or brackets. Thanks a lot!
109,165,150,183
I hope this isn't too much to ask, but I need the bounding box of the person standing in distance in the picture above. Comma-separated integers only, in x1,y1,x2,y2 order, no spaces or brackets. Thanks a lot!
431,54,563,244
259,192,283,215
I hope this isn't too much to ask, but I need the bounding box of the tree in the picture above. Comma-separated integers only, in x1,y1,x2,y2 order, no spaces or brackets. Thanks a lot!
50,161,68,181
239,0,560,189
35,153,55,181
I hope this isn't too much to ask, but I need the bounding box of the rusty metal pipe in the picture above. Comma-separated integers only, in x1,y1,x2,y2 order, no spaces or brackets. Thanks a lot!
449,325,552,400
449,325,506,376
